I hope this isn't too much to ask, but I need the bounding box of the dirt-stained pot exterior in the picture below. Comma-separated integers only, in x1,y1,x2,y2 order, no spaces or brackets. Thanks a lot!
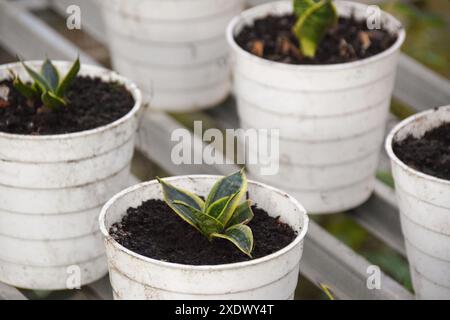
100,0,244,112
0,61,142,290
100,175,309,300
227,1,405,213
386,106,450,300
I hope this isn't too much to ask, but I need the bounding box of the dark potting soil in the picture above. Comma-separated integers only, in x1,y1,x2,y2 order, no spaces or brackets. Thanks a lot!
0,76,134,135
235,14,398,65
393,122,450,181
110,199,298,265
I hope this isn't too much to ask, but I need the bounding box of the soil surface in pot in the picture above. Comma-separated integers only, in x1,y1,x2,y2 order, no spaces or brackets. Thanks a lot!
393,121,450,180
0,76,134,135
110,199,298,265
235,14,397,64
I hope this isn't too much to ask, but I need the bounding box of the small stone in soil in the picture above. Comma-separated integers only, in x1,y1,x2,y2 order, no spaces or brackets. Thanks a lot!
235,14,397,65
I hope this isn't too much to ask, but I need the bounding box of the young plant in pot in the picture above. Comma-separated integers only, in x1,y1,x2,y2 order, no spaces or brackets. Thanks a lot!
99,0,244,112
100,169,309,299
0,58,142,290
227,0,405,213
386,105,450,300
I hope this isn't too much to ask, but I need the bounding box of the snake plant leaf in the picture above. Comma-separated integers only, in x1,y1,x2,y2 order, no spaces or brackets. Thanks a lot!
41,59,60,91
205,169,246,209
216,178,247,226
211,224,254,257
12,76,37,99
11,58,81,110
228,200,254,226
174,201,224,236
206,196,230,219
56,57,80,97
32,82,43,97
157,171,255,256
293,0,337,57
157,177,205,211
293,0,315,16
21,61,51,93
41,91,66,110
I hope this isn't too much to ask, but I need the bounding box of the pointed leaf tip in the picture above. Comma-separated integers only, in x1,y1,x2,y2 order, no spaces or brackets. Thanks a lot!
157,177,205,211
205,170,245,207
212,224,254,257
41,91,66,110
56,57,80,97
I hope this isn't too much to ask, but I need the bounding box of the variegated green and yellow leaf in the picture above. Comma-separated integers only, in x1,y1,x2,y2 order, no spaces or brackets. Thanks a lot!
293,0,315,16
41,91,66,110
174,201,224,236
41,58,60,91
216,179,247,226
158,172,255,256
164,201,201,232
211,224,254,257
205,169,246,208
32,82,43,97
21,61,51,93
205,196,229,219
157,177,205,211
228,200,254,226
56,57,80,97
12,76,37,99
293,0,337,57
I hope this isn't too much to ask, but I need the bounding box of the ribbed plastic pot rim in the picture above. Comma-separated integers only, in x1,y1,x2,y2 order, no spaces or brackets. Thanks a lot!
385,105,450,187
0,61,142,141
226,0,406,72
99,174,309,271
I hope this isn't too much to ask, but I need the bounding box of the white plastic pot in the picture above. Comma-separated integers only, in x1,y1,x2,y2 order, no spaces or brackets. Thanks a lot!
227,0,405,213
0,61,142,290
386,106,450,300
246,0,273,7
99,0,244,112
100,175,309,300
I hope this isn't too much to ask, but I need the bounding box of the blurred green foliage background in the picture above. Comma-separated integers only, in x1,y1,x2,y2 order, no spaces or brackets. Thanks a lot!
383,0,450,78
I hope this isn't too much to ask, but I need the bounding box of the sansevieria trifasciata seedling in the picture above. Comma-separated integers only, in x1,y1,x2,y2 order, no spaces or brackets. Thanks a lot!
157,169,255,257
293,0,338,57
10,57,80,110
